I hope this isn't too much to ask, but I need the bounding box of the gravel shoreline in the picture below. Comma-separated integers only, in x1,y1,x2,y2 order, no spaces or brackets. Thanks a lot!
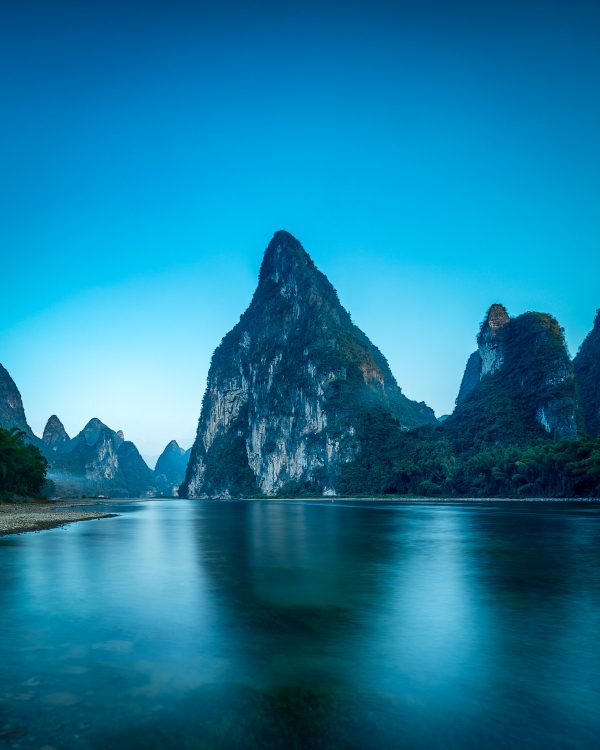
0,503,117,536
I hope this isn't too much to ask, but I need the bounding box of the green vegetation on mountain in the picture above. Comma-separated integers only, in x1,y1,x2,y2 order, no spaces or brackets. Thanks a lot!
339,306,596,499
574,310,600,437
449,309,579,445
0,426,48,499
339,414,600,498
183,230,435,498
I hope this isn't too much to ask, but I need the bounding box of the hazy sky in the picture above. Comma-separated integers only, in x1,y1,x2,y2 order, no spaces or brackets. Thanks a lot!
1,0,599,464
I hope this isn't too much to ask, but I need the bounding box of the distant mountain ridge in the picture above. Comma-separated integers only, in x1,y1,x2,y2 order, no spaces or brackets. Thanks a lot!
0,363,188,497
42,414,71,451
155,440,191,496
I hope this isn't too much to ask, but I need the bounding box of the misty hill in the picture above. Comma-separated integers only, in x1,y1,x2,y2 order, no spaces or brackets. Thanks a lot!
0,362,157,498
46,418,155,498
155,440,191,496
42,414,71,451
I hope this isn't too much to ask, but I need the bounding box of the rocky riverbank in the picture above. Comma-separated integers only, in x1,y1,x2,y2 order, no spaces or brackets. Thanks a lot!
0,503,116,536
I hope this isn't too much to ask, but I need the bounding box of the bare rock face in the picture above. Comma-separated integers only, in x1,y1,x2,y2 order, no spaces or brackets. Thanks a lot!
182,230,436,498
154,440,190,496
477,304,511,376
574,310,600,437
455,351,482,407
42,415,71,451
450,305,579,442
0,363,36,440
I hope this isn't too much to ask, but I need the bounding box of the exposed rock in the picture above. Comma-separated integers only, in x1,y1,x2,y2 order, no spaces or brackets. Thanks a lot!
0,363,36,440
154,440,190,496
182,230,436,498
573,309,600,436
42,415,70,451
477,303,510,376
448,306,579,442
455,351,481,406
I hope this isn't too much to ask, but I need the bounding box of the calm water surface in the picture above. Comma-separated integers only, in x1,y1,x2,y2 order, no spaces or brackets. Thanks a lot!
1,499,599,749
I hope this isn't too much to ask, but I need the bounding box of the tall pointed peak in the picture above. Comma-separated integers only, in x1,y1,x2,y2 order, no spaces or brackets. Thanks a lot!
156,439,185,465
258,230,317,285
80,417,111,447
478,303,510,343
42,415,70,445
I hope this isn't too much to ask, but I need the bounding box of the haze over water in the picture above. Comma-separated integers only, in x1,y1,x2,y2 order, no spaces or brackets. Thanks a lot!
1,499,599,748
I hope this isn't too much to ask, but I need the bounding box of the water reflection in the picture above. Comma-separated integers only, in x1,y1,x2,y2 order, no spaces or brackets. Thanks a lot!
0,500,598,748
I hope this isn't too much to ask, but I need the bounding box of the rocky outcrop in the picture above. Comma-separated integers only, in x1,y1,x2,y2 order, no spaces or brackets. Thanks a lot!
154,440,190,496
42,415,71,451
182,230,436,498
574,310,600,437
0,363,36,440
455,351,481,407
477,303,510,376
448,305,579,443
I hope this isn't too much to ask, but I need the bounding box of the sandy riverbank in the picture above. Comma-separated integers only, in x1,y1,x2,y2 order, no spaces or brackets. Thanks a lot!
0,503,117,536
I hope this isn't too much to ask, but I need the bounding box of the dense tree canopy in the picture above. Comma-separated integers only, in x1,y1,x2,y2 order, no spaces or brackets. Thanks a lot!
337,411,600,498
0,426,48,499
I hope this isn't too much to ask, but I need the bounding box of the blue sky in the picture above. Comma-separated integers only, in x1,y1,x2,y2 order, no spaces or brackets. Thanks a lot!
1,0,599,464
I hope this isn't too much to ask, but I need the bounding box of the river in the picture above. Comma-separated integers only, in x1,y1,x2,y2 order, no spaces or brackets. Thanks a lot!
1,499,599,748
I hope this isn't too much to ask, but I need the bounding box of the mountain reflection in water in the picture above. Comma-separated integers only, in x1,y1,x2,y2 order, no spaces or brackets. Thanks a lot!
0,499,599,749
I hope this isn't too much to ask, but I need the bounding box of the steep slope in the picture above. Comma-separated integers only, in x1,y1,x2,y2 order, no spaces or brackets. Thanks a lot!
0,363,36,440
447,304,579,445
182,230,436,498
574,310,600,437
455,351,481,407
48,418,155,497
42,415,71,451
154,440,191,496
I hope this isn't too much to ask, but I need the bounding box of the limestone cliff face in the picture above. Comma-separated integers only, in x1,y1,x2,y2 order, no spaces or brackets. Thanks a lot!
450,305,579,442
154,440,190,496
455,351,482,407
42,415,71,451
477,304,510,376
574,310,600,436
0,363,36,440
182,230,436,498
